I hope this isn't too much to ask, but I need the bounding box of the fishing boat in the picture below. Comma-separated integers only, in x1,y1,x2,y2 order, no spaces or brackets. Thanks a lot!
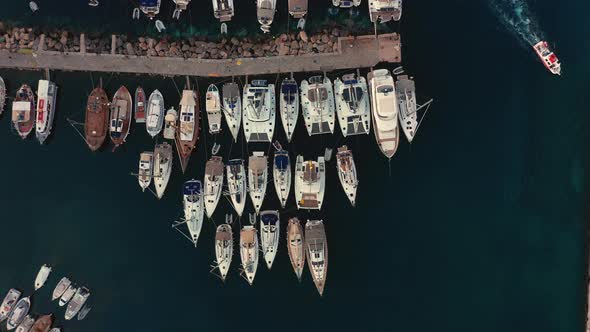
175,89,199,173
300,76,335,136
294,155,326,210
212,0,234,22
214,223,233,281
0,289,21,323
334,73,370,136
305,220,328,296
153,142,173,199
240,225,259,285
273,143,291,208
146,89,165,137
226,159,247,216
533,40,561,75
368,0,402,23
279,77,299,142
395,74,418,143
257,0,276,33
222,82,241,141
138,151,154,192
7,297,30,330
30,314,52,332
58,285,76,307
248,152,268,214
15,315,34,332
52,278,71,301
287,218,305,281
0,76,6,114
77,305,91,320
204,156,224,218
139,0,161,19
260,210,280,269
134,86,146,123
288,0,308,18
65,287,90,320
336,146,358,206
11,84,35,139
205,84,222,134
84,86,109,152
183,179,204,246
333,0,361,8
368,69,399,159
242,79,275,143
163,107,177,140
34,264,52,290
109,86,133,149
35,80,58,144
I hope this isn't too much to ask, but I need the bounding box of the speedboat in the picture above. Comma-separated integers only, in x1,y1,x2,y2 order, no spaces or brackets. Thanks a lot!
334,73,370,136
146,89,165,138
260,210,280,269
395,74,418,143
35,79,58,144
368,0,402,23
109,86,133,149
222,82,241,142
11,84,35,139
138,151,154,192
257,0,276,33
183,180,204,246
0,289,21,323
240,225,259,285
134,86,146,123
287,218,305,281
533,40,561,75
7,297,30,330
214,223,233,281
139,0,161,19
242,79,275,143
336,146,358,206
205,84,222,134
0,76,6,114
332,0,361,8
368,69,399,159
273,143,291,208
175,90,199,173
305,220,328,296
52,278,71,301
84,86,109,151
163,107,177,140
288,0,308,18
294,155,326,210
300,76,335,136
204,156,224,218
226,159,247,216
212,0,234,22
31,314,53,332
65,287,90,320
15,315,34,332
34,264,52,290
279,77,299,142
153,142,173,199
58,285,77,307
248,152,268,214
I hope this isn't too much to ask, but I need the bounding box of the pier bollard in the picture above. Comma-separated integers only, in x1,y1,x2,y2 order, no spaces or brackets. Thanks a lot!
37,34,45,53
111,35,116,55
80,33,86,54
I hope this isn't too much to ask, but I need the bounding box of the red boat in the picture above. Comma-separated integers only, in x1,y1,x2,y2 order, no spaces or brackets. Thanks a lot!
11,84,35,139
135,86,146,123
533,41,561,76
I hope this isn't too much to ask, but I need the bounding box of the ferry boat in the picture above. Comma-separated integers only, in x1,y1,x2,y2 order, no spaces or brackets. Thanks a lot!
332,0,361,8
368,69,399,159
273,143,291,208
15,315,34,332
260,210,280,269
7,297,30,330
288,0,308,18
84,86,109,151
295,155,326,210
226,159,247,216
109,86,133,149
305,220,328,296
222,82,242,142
242,79,275,143
240,225,259,285
134,86,146,123
35,80,58,144
215,223,233,281
204,156,224,218
212,0,234,22
154,142,173,199
52,278,71,301
65,287,90,320
287,218,305,281
30,314,52,332
257,0,276,33
11,84,35,139
395,74,418,143
205,84,222,134
34,264,52,290
175,89,199,173
533,40,561,75
163,107,177,140
146,89,165,137
300,76,335,136
336,146,358,206
139,0,161,19
248,152,268,214
0,289,21,323
183,179,204,246
138,152,154,192
369,0,402,23
334,73,370,136
279,77,299,142
58,285,76,307
0,76,6,114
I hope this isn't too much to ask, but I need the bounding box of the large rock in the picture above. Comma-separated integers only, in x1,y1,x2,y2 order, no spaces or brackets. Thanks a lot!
230,37,239,46
278,43,289,56
321,34,330,44
125,42,135,55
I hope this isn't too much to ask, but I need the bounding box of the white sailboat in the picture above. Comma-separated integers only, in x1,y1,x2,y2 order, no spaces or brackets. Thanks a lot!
257,0,277,33
222,82,242,142
300,76,335,136
396,74,418,143
248,152,268,214
334,73,370,136
138,151,154,192
34,264,52,291
336,146,358,206
35,80,58,144
272,143,291,208
287,218,305,281
240,225,259,285
153,142,173,199
214,223,233,281
183,179,204,246
204,156,224,218
368,69,398,159
226,159,247,216
259,210,280,269
212,0,234,22
205,84,222,134
294,155,326,210
242,79,275,143
279,77,299,142
146,89,165,138
305,220,328,296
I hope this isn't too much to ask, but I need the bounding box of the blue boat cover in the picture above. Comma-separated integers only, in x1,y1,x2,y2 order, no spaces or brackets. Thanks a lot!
228,159,243,166
281,83,297,94
261,213,278,224
343,79,358,85
183,180,201,194
140,0,158,6
274,154,289,170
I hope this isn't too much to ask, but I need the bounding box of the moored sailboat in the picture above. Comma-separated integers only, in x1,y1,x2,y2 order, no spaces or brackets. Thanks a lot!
205,84,222,134
214,223,233,281
287,218,305,281
242,79,275,143
139,0,161,19
146,89,165,137
212,0,234,22
294,155,326,210
153,142,173,199
204,156,224,218
273,142,291,208
260,210,280,269
279,77,299,142
222,82,241,142
248,152,268,214
35,80,58,144
333,0,361,8
368,69,398,159
300,76,335,136
240,225,259,285
11,84,35,139
109,86,133,149
395,74,418,143
336,146,358,206
305,220,328,296
288,0,308,18
175,89,199,173
183,179,204,246
226,159,247,216
84,86,109,152
334,73,370,136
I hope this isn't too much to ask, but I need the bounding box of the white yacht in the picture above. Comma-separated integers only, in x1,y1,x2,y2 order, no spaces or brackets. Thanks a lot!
257,0,276,33
368,0,402,23
146,89,165,138
368,69,399,159
305,220,328,296
260,210,280,269
0,289,21,323
183,179,204,246
163,107,178,140
273,143,291,208
288,0,308,18
52,278,71,301
7,297,30,330
336,146,358,206
334,73,370,136
333,0,361,7
204,156,224,218
215,223,233,281
287,218,305,281
15,315,34,332
222,82,241,142
240,225,259,285
294,155,326,210
34,264,52,290
138,151,154,192
205,84,222,134
35,80,58,144
396,74,418,143
58,285,76,307
248,152,268,214
212,0,234,22
65,287,90,320
279,77,299,142
139,0,161,19
300,76,335,136
243,80,275,143
153,142,173,199
226,159,247,217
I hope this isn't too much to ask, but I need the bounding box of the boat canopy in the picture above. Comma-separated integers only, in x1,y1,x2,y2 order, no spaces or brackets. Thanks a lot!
261,213,278,224
228,159,244,166
308,88,327,103
140,0,158,6
184,180,201,194
274,154,289,170
282,83,297,103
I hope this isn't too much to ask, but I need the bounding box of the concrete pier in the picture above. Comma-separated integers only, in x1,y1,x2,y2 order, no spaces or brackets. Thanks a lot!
0,34,401,77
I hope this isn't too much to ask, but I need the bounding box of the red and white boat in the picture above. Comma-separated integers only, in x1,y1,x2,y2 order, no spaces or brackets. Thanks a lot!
533,41,561,76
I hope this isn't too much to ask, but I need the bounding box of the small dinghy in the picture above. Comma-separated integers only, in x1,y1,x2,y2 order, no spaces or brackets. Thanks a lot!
34,264,52,291
240,225,259,285
211,142,221,155
138,151,154,192
214,222,233,282
0,76,6,114
297,18,306,30
272,142,291,208
155,20,166,32
132,8,140,20
220,23,228,35
204,156,224,218
226,159,247,216
29,2,39,12
146,89,165,137
260,210,280,269
88,0,99,7
336,146,358,206
183,179,204,246
287,217,305,281
163,107,177,140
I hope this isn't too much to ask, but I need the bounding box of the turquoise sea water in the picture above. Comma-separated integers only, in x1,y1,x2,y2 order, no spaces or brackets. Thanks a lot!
0,1,588,332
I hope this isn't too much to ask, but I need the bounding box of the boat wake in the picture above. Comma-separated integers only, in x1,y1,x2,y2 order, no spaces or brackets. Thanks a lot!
489,0,544,46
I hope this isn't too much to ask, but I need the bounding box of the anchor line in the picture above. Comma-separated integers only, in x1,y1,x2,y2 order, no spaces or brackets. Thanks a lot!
170,77,181,97
103,72,115,90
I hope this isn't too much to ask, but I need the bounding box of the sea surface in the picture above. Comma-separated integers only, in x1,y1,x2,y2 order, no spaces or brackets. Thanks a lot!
0,1,588,332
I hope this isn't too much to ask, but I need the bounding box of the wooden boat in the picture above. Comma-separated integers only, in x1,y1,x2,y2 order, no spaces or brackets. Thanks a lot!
138,151,154,192
11,84,35,139
305,220,328,296
109,86,133,149
175,90,199,173
30,314,52,332
336,145,358,206
84,86,110,152
287,218,305,281
134,86,146,123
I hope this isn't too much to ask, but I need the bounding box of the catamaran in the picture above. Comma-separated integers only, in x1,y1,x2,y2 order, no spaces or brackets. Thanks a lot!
395,74,418,143
205,84,222,134
31,314,53,332
58,285,76,307
35,80,58,144
240,225,259,285
279,77,299,142
163,107,177,140
533,40,561,75
12,84,35,139
288,0,307,18
336,146,358,206
146,89,165,137
306,220,328,296
34,264,52,291
334,73,370,136
368,69,399,159
134,86,146,123
368,0,402,23
300,76,335,136
212,0,234,22
15,315,34,332
222,82,241,141
153,142,173,199
52,278,71,301
214,223,233,281
295,155,326,210
260,210,280,269
0,76,6,114
257,0,276,33
333,0,361,8
273,143,291,208
65,287,90,320
139,0,161,19
204,156,224,218
0,289,21,323
248,152,268,214
85,86,109,152
109,86,133,149
242,79,275,143
183,179,204,246
175,89,199,173
138,151,154,192
7,297,30,330
287,218,305,281
226,159,247,216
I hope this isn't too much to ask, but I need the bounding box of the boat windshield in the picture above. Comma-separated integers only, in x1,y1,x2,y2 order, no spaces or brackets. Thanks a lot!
308,87,327,103
377,85,393,94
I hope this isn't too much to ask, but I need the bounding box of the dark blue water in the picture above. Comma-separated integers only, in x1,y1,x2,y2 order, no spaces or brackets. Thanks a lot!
0,1,588,332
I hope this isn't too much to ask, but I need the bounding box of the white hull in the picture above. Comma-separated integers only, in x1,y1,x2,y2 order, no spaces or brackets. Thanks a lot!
34,264,52,290
7,297,30,331
222,83,242,142
163,108,177,140
396,75,418,143
226,160,247,216
154,143,173,199
138,151,154,192
204,156,224,218
300,76,335,136
336,146,358,206
206,84,222,134
334,75,370,137
52,277,71,301
58,285,76,307
0,289,21,323
35,80,57,144
248,152,268,214
305,220,328,296
294,155,326,210
215,224,233,281
257,0,277,32
240,226,259,285
65,287,89,321
260,211,280,269
279,78,299,142
183,180,204,246
242,81,275,143
287,218,305,280
368,69,399,159
146,89,165,138
273,150,291,208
